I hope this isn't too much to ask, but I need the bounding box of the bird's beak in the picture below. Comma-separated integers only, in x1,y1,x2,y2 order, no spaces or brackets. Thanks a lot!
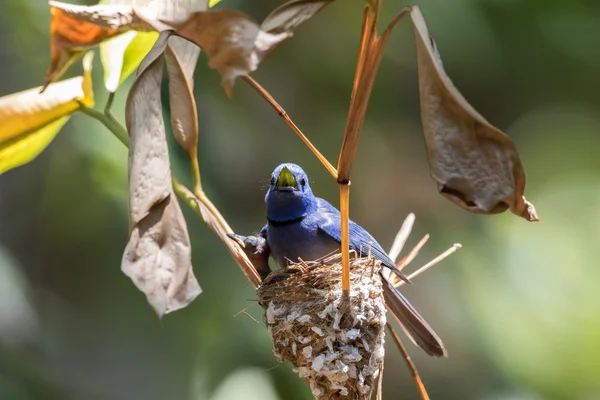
276,167,298,189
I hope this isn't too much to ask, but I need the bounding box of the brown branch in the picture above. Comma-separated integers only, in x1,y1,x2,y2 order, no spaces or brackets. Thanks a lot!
386,323,430,400
242,75,338,179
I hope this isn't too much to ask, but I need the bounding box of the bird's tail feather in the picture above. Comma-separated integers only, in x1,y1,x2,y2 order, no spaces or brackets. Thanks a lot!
382,278,447,357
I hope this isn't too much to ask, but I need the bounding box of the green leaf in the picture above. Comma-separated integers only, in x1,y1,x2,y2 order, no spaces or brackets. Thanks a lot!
0,52,94,175
100,31,159,93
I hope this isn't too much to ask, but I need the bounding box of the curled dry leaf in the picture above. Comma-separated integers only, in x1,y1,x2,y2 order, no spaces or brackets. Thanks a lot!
133,0,208,31
46,1,150,88
0,52,94,175
337,2,401,182
411,6,538,221
141,1,204,152
171,10,292,97
165,37,200,152
261,0,334,34
124,31,201,317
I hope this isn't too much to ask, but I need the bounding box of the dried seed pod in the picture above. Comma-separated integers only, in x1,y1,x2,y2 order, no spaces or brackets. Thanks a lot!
257,254,386,400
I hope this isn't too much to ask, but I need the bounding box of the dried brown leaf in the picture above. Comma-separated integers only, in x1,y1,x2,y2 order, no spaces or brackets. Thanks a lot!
171,10,291,97
123,30,201,317
135,1,203,152
165,39,199,152
261,0,334,34
134,0,207,31
337,4,394,182
411,6,538,221
46,1,150,87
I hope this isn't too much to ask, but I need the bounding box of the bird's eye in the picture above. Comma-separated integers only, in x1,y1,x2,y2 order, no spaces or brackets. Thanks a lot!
300,178,306,186
270,177,276,186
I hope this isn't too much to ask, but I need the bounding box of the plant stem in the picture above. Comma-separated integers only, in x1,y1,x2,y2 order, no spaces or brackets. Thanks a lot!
78,103,130,147
242,75,338,179
340,183,351,294
386,323,430,400
76,105,213,227
189,146,203,194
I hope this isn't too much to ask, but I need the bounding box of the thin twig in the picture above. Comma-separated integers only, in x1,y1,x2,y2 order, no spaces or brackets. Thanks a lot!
396,243,461,287
376,352,384,400
242,75,338,179
386,323,430,400
397,234,429,271
389,213,416,263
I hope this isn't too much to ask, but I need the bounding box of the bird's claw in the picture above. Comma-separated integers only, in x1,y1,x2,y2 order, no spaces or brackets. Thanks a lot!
227,233,246,248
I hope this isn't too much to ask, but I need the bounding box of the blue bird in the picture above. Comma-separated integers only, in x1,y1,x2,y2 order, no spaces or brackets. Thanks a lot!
258,162,446,357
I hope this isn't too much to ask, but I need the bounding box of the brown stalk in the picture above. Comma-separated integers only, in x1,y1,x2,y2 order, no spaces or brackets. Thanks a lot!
172,178,262,288
337,3,411,295
242,75,338,179
387,323,430,400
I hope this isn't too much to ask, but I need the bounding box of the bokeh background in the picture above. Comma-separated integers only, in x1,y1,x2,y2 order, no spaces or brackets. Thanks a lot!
1,0,600,399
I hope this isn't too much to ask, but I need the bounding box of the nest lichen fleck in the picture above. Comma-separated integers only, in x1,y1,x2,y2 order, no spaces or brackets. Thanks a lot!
257,254,386,400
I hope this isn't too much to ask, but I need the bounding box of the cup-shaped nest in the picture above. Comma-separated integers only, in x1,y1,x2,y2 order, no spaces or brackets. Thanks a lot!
256,254,386,400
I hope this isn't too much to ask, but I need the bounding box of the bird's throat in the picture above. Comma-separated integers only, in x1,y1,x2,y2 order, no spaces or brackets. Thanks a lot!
265,191,317,223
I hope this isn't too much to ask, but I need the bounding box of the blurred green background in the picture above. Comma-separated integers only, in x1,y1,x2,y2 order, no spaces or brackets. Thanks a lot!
1,0,600,399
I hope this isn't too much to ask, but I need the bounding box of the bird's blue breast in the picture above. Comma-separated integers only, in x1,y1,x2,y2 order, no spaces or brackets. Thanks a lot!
267,214,340,269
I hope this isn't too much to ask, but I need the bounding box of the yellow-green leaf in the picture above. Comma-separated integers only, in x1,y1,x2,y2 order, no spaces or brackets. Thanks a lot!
209,0,222,6
100,31,159,92
0,117,70,174
0,52,94,175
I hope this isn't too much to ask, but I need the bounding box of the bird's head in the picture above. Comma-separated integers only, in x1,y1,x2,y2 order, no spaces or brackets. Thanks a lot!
265,163,317,222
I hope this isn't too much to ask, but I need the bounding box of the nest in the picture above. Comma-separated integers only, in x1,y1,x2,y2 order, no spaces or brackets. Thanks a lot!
256,254,386,400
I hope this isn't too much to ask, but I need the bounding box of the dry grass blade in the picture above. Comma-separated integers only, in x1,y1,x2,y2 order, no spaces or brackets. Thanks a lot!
386,323,430,400
376,360,383,400
396,243,462,287
388,233,429,285
388,213,416,264
337,5,410,182
397,234,429,271
337,2,381,183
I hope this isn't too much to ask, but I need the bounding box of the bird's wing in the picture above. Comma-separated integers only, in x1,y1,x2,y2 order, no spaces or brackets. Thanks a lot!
315,198,399,269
